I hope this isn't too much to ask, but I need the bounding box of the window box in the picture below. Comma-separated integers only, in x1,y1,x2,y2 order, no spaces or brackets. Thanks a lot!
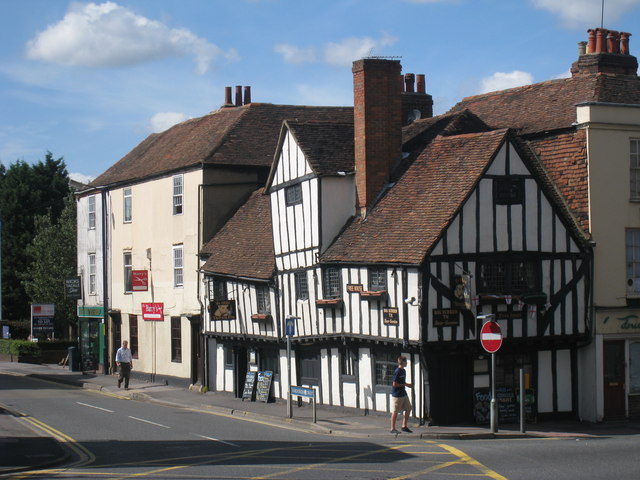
360,290,388,300
316,298,343,308
251,313,272,322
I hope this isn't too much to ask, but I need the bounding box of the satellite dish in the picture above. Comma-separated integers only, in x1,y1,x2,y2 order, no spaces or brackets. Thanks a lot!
407,109,421,124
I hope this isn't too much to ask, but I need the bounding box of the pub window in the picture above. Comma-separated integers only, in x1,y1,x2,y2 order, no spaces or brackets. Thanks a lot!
340,348,357,378
224,346,233,368
477,260,538,294
368,267,387,291
626,229,640,296
285,183,302,206
129,315,139,358
173,174,183,215
88,253,97,294
171,316,182,362
123,187,132,223
259,349,279,375
123,251,132,293
494,177,524,205
631,139,640,201
322,267,342,299
375,351,398,386
213,277,227,300
256,284,270,314
88,195,96,230
294,271,309,300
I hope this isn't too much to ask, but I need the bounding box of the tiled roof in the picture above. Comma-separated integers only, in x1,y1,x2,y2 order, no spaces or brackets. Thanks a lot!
449,73,640,135
527,130,589,234
91,104,353,187
286,121,355,175
321,130,510,265
200,188,275,280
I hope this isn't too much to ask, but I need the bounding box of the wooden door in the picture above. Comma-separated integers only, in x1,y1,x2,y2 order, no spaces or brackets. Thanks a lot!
603,340,626,419
298,349,320,386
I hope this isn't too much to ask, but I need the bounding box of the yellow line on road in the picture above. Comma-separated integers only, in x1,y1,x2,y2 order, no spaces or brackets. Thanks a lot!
438,443,509,480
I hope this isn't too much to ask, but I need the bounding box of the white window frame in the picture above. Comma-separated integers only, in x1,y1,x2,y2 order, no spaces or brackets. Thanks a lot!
631,139,640,201
626,229,640,297
88,195,96,230
88,253,96,294
173,175,183,215
123,251,132,293
123,187,132,223
173,245,184,287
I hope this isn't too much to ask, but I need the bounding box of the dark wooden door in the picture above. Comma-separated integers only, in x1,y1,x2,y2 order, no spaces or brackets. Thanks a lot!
603,340,626,419
428,353,473,425
298,349,320,386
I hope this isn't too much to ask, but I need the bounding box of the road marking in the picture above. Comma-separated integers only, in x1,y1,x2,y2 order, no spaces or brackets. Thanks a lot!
193,433,240,447
77,401,114,413
128,415,171,428
438,443,508,480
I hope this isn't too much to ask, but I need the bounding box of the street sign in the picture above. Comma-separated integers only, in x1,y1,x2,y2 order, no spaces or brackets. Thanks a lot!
142,302,164,321
290,385,315,398
480,321,503,353
285,316,296,336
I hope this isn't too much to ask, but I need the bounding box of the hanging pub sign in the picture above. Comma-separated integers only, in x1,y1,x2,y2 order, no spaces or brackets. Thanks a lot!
209,300,236,321
452,274,471,310
64,276,82,300
141,302,164,321
131,270,149,292
432,308,460,327
346,284,364,293
383,307,399,326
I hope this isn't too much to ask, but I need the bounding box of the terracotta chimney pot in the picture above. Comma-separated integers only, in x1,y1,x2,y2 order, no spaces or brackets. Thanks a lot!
223,86,233,107
243,86,251,105
404,73,415,93
235,86,242,107
596,28,607,53
416,74,426,94
607,31,618,54
621,32,631,55
587,29,596,53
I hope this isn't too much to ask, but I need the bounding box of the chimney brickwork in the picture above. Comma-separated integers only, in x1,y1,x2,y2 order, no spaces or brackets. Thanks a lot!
401,72,433,125
572,28,637,76
353,59,402,214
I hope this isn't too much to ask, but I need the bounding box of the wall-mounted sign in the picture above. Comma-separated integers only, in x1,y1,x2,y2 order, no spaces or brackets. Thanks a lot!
597,311,640,334
452,275,471,310
433,308,460,327
142,302,164,321
495,311,524,321
347,284,364,293
132,270,149,292
64,276,82,300
210,300,236,321
77,306,105,318
383,307,399,326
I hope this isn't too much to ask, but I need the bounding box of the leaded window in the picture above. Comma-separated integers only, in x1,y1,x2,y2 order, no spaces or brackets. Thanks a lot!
323,267,342,298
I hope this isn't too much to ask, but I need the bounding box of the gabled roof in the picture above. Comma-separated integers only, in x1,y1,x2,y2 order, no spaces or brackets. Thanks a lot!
321,130,510,265
90,103,353,187
200,188,274,281
449,73,640,136
286,121,355,175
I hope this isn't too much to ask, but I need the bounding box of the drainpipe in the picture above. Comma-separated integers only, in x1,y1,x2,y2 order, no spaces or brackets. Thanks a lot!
101,189,109,375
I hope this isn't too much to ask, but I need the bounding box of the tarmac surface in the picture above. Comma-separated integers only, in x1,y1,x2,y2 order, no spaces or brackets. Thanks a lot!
2,360,640,475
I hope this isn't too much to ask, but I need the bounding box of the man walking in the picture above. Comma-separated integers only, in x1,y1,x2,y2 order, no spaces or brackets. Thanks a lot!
116,340,133,390
390,355,413,434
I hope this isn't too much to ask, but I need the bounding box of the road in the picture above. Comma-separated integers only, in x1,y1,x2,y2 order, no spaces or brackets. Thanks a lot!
2,372,639,479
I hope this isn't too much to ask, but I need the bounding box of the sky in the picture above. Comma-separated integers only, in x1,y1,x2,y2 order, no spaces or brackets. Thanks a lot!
3,0,640,183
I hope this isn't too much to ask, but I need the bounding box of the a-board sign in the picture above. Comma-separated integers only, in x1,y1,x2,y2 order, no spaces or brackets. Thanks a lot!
242,371,257,401
473,387,535,424
255,371,273,403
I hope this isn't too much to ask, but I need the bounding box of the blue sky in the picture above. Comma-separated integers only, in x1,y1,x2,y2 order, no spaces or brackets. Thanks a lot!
2,0,640,182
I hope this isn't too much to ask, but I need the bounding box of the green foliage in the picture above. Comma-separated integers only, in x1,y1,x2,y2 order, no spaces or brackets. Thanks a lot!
21,195,78,338
0,152,71,323
0,339,40,356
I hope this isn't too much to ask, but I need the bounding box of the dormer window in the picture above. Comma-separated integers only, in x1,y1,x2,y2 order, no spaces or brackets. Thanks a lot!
285,184,302,206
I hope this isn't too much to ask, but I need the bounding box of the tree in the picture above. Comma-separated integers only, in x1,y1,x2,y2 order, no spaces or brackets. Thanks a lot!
0,152,70,323
22,195,77,338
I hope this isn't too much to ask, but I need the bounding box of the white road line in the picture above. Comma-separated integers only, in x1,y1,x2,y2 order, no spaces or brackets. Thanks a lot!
76,402,114,413
128,416,171,428
193,433,240,447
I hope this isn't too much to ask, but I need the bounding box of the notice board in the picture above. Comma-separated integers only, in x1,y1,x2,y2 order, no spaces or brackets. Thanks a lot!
255,371,273,403
241,371,257,401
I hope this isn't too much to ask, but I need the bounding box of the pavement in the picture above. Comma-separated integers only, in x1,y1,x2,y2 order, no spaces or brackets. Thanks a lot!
2,361,640,475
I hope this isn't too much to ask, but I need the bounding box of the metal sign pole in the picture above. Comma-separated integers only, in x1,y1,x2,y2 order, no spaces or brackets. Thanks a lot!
491,352,497,433
520,368,526,434
287,333,292,418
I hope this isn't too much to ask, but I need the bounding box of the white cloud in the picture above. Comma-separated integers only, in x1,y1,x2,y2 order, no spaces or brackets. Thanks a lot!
274,34,397,67
554,69,572,79
25,1,237,74
531,0,640,28
480,71,534,93
148,112,190,133
273,44,317,64
69,172,95,184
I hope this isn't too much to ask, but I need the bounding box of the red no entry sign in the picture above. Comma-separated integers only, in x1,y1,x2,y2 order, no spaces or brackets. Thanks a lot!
480,321,503,353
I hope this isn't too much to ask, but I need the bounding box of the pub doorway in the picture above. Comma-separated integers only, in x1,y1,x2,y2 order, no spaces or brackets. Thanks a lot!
603,340,626,419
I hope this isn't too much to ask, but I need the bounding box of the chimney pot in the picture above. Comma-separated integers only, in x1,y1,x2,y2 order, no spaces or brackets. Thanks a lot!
235,86,242,107
223,86,233,107
578,41,587,56
621,32,631,55
607,31,618,54
596,28,607,53
416,74,426,94
243,86,251,105
587,29,596,53
404,73,415,93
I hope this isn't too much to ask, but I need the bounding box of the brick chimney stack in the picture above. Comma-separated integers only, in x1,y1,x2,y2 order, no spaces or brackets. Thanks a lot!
572,28,637,76
401,72,433,125
353,59,402,215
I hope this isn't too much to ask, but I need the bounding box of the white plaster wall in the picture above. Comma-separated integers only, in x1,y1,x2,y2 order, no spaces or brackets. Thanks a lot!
320,176,355,253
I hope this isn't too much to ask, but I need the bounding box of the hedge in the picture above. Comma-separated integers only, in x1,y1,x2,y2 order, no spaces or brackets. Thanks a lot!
0,339,41,357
